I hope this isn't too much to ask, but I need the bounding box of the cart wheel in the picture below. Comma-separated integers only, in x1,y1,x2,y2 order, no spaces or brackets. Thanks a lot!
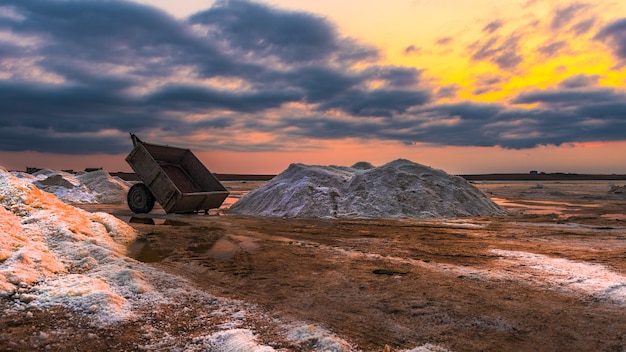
127,183,155,213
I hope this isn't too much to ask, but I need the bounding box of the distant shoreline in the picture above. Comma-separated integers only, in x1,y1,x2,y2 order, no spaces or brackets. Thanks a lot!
459,173,626,181
109,172,626,182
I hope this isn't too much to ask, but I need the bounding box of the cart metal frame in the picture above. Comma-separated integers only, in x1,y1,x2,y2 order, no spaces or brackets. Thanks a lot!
125,134,229,214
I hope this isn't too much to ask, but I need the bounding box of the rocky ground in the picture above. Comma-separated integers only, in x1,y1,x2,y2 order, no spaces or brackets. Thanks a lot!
1,180,626,351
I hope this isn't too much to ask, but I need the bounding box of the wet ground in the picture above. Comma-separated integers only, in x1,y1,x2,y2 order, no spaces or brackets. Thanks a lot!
73,180,626,351
2,180,625,351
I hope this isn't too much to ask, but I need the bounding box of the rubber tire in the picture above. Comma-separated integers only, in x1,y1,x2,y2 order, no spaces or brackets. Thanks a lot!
127,183,156,214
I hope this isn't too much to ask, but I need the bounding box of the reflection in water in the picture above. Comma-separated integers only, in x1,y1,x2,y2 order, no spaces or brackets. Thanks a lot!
127,231,260,263
205,236,260,260
128,217,191,226
163,219,191,226
129,217,155,225
127,238,172,263
206,238,239,259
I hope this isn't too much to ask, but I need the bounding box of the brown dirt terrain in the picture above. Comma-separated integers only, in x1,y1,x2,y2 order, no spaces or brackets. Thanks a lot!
1,181,626,351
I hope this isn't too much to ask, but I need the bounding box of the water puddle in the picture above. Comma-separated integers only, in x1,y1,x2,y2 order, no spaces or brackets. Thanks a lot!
492,198,602,219
127,238,172,263
206,238,239,259
128,217,191,226
205,235,260,259
127,231,259,263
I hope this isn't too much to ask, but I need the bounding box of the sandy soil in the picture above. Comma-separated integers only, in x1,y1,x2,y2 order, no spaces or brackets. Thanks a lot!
2,181,626,351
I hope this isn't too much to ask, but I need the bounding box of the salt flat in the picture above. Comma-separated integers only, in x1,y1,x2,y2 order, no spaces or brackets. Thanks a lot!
1,170,625,351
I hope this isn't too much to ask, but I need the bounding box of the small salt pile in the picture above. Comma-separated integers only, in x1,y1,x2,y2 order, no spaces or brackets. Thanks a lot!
76,170,130,204
229,159,505,218
12,169,130,204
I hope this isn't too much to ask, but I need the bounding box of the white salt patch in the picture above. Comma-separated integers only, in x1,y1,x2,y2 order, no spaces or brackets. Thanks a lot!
287,231,626,307
204,329,276,352
32,171,98,204
32,168,57,177
490,249,626,304
230,159,505,219
9,171,36,181
441,221,486,229
33,274,131,318
287,324,353,351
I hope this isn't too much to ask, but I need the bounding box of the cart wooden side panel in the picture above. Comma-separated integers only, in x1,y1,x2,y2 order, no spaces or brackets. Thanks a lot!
125,137,229,214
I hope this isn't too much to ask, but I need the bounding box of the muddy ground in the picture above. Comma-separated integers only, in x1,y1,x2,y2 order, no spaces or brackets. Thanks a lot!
2,181,626,351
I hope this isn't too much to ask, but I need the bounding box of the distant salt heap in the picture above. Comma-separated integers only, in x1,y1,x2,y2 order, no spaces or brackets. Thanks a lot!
76,170,130,204
12,169,130,204
229,159,505,218
610,185,626,194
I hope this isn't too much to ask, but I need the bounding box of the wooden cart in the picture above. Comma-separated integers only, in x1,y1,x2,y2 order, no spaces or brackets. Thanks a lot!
125,134,229,214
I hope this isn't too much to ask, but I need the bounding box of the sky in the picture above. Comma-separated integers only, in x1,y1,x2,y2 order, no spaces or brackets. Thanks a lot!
0,0,625,174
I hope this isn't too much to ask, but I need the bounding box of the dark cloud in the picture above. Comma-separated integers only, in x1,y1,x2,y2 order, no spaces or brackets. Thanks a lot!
551,3,589,30
595,17,626,61
188,0,376,65
435,36,453,46
0,0,432,154
362,66,423,87
472,74,507,95
317,89,431,118
558,74,602,89
482,20,504,34
0,0,624,156
468,34,523,70
144,84,302,113
403,44,422,55
571,18,596,35
512,88,623,107
538,40,567,57
436,85,459,99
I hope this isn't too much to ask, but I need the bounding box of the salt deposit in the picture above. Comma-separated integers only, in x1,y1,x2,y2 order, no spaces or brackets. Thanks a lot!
287,324,354,351
229,159,505,218
0,166,146,318
489,249,626,304
33,170,98,203
12,169,130,204
76,170,130,204
609,184,626,195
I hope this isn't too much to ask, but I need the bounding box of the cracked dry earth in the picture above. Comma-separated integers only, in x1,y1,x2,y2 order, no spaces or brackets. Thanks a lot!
2,181,626,351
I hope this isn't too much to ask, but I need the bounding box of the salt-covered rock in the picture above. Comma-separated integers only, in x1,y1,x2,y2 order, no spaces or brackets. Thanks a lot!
229,159,505,219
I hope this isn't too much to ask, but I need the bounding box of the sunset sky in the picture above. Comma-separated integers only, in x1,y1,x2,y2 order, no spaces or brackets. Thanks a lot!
1,0,626,174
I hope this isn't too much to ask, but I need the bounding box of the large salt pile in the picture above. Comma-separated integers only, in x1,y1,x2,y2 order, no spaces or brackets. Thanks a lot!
0,166,153,320
229,159,505,218
13,169,130,204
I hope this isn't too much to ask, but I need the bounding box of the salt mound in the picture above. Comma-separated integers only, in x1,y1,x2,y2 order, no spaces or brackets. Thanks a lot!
32,170,97,203
14,169,130,204
229,159,505,218
77,170,130,204
0,167,149,320
609,185,626,194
